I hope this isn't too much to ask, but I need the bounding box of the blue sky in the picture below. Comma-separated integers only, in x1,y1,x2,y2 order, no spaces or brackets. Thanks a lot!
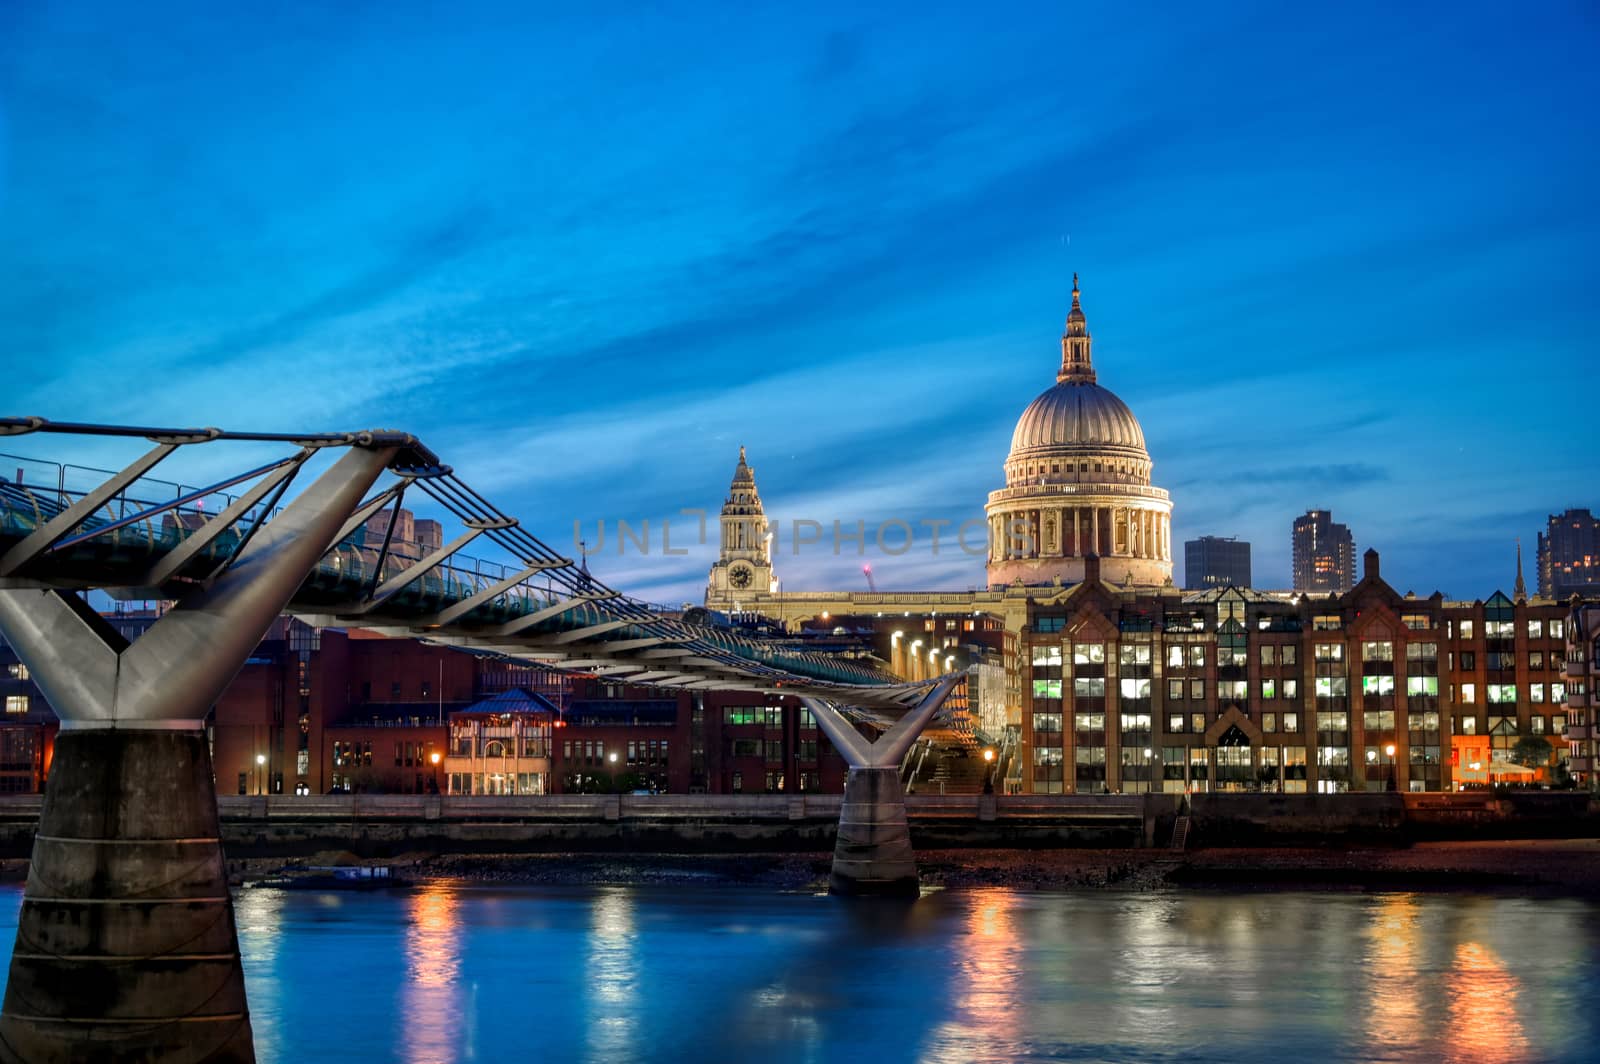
2,1,1596,603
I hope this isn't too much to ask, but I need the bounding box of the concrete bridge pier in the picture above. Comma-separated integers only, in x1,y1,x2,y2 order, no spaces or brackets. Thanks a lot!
0,444,396,1064
802,675,959,896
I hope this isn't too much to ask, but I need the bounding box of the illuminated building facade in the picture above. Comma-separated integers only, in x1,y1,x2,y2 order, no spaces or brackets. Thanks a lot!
984,275,1173,588
1560,604,1599,787
1019,550,1572,794
1537,508,1600,599
1292,509,1356,593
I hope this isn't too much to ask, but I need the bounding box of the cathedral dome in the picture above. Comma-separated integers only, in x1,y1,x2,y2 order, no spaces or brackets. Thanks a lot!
1009,381,1146,455
984,274,1174,590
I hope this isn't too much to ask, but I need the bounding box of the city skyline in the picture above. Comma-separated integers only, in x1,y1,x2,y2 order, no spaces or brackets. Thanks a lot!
2,2,1596,603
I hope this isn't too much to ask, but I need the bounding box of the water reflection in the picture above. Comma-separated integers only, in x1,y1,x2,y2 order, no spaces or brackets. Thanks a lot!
1447,940,1530,1064
1365,894,1425,1058
233,888,285,1064
401,883,464,1064
921,888,1023,1064
585,887,638,1064
1,885,1592,1064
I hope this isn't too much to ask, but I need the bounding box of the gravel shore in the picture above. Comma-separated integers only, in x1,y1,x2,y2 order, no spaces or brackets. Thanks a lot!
217,838,1600,896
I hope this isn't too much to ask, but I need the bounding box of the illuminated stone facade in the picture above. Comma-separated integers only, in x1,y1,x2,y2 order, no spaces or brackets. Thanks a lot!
985,276,1173,588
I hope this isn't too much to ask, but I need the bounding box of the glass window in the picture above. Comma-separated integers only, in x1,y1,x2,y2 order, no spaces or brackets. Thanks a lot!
1362,641,1394,662
3,695,27,715
1119,645,1152,665
1263,712,1277,733
1527,620,1544,640
1406,676,1439,697
1190,712,1206,733
1402,613,1431,630
1168,679,1183,700
1460,620,1475,639
1315,643,1343,662
1189,679,1204,700
1260,645,1276,667
1461,683,1476,705
1218,680,1246,701
1120,678,1152,700
1032,679,1063,699
1361,675,1395,696
1406,642,1438,661
1282,644,1297,666
1283,679,1299,699
1283,712,1300,732
1073,677,1105,697
1167,645,1184,669
1551,683,1565,702
1031,646,1063,666
1261,679,1277,700
1550,620,1565,639
1530,684,1545,704
1167,713,1185,733
1487,684,1517,704
1530,651,1544,670
1074,643,1106,665
1033,712,1063,734
1189,646,1205,667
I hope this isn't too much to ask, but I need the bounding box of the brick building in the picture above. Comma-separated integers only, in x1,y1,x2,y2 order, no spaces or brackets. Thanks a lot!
1019,550,1574,794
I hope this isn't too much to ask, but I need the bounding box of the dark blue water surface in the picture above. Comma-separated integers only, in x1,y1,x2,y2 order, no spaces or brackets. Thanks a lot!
2,883,1597,1063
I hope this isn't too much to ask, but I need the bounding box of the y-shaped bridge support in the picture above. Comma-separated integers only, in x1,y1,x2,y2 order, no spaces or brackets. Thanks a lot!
0,444,395,1064
801,675,960,896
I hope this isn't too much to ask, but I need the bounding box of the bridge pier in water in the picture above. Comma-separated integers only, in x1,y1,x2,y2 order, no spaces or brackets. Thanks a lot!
0,444,395,1064
802,676,959,896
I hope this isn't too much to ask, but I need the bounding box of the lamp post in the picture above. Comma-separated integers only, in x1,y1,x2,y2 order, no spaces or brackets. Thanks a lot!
254,753,266,796
1144,748,1154,795
431,750,442,795
1384,742,1397,791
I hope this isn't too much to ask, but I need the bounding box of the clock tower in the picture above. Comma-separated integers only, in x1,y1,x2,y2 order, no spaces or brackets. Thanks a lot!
706,445,774,610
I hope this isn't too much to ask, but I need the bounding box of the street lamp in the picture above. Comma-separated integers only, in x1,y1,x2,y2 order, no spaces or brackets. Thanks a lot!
1144,748,1154,795
255,753,266,796
431,750,442,795
1384,742,1397,791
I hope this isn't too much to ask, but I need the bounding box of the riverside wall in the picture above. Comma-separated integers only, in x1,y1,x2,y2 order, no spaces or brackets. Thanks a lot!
0,792,1592,859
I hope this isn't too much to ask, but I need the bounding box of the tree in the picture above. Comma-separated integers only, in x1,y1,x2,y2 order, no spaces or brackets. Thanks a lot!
1508,734,1554,769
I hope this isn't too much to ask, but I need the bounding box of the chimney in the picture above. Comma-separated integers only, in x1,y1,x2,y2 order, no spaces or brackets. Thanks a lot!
1364,548,1380,581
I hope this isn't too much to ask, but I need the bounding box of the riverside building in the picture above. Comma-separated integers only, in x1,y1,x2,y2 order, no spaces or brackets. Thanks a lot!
700,278,1588,793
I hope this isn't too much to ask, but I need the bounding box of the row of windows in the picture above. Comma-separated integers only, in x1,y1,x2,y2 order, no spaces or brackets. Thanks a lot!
1458,683,1567,705
1453,619,1566,640
724,707,818,728
1034,708,1452,738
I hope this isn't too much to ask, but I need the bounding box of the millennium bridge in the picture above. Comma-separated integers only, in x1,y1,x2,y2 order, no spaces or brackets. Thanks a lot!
0,416,962,1063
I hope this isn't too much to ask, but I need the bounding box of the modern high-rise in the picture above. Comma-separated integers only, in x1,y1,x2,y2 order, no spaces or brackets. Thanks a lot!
1291,510,1355,594
1537,508,1600,599
1185,536,1252,589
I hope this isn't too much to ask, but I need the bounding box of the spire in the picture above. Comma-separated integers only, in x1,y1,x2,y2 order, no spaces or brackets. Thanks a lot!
1057,271,1095,384
1514,538,1527,603
723,445,762,515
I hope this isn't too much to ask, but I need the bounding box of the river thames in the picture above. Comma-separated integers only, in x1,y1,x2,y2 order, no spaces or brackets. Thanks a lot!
2,884,1597,1063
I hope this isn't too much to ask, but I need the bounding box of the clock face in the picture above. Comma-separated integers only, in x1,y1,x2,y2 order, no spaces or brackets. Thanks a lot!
729,565,753,589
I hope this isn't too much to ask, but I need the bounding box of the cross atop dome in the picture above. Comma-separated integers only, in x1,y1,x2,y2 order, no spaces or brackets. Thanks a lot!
1058,272,1095,384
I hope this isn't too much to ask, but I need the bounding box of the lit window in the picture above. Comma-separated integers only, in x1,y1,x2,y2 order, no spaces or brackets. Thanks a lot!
1461,683,1476,705
3,695,26,715
1528,620,1544,640
6,663,28,681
